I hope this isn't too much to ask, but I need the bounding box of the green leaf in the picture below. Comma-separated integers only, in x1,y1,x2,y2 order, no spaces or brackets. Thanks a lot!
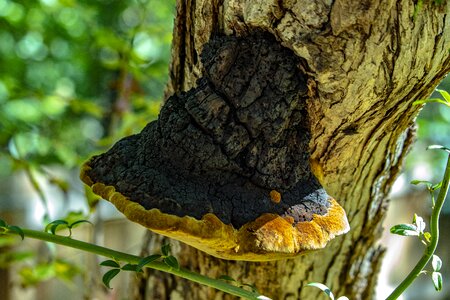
45,220,69,235
432,255,442,272
390,224,419,236
410,180,433,187
50,224,64,235
121,264,138,271
8,225,24,240
99,260,120,268
431,271,442,291
102,268,121,289
218,275,237,282
161,244,171,256
436,89,450,103
431,182,442,191
427,145,450,153
163,255,180,270
0,219,7,228
69,220,93,228
136,254,161,272
59,211,87,224
306,283,334,300
423,232,432,244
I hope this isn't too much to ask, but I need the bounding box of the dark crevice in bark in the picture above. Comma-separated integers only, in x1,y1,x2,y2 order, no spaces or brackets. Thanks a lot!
165,0,187,98
86,33,330,228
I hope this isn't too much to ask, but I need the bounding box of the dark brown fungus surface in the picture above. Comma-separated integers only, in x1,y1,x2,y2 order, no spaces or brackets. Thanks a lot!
80,33,349,261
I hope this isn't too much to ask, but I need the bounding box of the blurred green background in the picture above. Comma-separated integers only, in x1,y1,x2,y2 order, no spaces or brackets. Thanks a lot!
0,0,174,176
0,1,449,299
0,0,175,299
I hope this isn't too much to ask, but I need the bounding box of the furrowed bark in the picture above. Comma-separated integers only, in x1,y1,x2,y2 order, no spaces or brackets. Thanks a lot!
138,0,450,299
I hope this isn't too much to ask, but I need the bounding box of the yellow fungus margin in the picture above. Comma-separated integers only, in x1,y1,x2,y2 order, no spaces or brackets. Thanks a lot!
81,163,350,261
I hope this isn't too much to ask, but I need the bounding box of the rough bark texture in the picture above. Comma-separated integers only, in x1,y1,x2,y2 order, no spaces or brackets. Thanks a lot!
139,0,450,299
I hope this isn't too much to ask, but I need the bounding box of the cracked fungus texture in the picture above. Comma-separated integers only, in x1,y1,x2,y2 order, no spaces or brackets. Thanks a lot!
81,33,350,260
85,33,329,227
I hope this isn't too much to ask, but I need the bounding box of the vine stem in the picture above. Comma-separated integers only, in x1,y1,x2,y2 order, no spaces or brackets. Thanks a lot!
386,153,450,300
5,227,264,300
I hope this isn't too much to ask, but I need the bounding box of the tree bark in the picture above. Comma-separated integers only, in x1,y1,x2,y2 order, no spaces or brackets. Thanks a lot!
142,0,450,299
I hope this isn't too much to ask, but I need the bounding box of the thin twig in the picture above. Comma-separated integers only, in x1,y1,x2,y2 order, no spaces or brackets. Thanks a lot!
3,227,265,300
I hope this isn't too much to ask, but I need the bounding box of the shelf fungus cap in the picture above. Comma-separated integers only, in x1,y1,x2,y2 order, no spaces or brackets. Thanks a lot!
80,33,350,261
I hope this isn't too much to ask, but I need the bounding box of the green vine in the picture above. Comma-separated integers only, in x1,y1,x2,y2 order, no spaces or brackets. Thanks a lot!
386,147,450,299
0,224,268,300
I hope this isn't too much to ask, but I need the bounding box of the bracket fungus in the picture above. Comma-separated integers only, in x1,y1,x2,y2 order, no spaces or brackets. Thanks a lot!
80,33,349,261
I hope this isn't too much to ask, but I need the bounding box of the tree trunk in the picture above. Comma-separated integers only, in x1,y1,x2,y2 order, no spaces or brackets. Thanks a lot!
141,0,450,299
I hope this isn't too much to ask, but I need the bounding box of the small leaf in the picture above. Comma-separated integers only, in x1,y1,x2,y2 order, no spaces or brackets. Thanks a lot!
427,145,450,153
69,220,93,229
423,232,432,244
413,214,426,233
8,225,24,240
432,271,443,291
337,297,350,300
136,254,162,272
390,224,419,236
0,219,7,228
218,275,237,282
121,264,138,271
257,296,272,300
70,220,93,227
45,220,69,235
436,89,450,103
432,255,442,272
46,220,69,227
99,260,121,268
431,182,442,191
50,224,61,235
161,244,171,256
307,283,335,300
163,255,180,270
102,269,120,289
410,180,432,186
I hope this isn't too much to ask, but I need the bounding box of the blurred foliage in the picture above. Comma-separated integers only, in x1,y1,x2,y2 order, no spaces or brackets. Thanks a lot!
405,77,450,183
19,258,82,288
0,0,175,176
0,0,175,290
